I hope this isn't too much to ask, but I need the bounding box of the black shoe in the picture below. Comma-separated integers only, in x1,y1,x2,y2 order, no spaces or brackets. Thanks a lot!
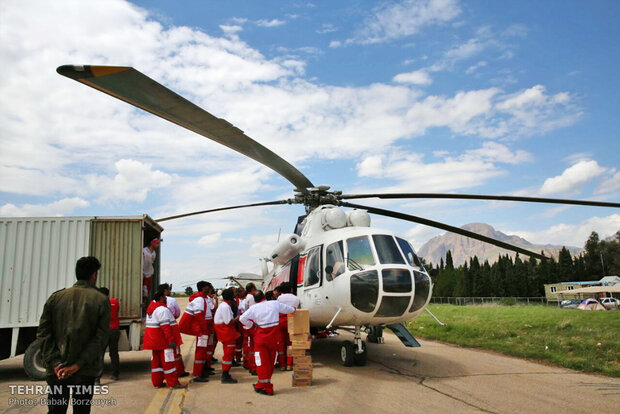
193,376,209,383
110,375,119,381
257,389,273,396
179,372,190,378
232,360,241,367
221,372,238,384
250,370,257,376
157,382,167,388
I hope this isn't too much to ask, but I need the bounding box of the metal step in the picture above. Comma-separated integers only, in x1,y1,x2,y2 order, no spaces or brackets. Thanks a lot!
386,323,421,347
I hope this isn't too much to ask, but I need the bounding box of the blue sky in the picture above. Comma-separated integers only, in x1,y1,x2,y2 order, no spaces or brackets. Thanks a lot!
1,0,619,288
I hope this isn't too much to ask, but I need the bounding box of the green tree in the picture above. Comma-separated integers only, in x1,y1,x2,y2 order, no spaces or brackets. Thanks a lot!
557,247,575,282
184,286,193,296
584,231,603,276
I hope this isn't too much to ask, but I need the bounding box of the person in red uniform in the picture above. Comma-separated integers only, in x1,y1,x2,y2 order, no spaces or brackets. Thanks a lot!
240,291,295,396
143,291,182,388
98,287,121,381
159,283,189,378
275,282,300,371
213,288,240,384
179,281,213,382
242,283,258,375
204,283,218,369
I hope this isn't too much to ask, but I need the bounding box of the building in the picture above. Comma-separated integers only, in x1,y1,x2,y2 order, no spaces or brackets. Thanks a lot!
544,276,620,302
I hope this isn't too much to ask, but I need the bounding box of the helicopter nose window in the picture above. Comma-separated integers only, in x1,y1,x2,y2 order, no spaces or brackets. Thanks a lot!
346,236,375,270
396,237,424,269
409,270,431,313
375,296,411,317
350,270,379,313
325,241,345,281
373,235,406,264
382,269,412,292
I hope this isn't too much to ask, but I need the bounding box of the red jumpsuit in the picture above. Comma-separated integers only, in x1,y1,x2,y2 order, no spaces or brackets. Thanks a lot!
276,293,300,368
239,299,295,395
143,301,180,387
213,301,240,372
179,292,212,377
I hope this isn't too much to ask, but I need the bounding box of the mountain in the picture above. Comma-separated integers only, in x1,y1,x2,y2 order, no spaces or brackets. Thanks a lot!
417,223,582,267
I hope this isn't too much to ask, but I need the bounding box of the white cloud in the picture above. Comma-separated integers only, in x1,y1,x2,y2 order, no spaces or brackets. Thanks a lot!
512,214,620,247
0,197,89,216
347,0,461,45
467,142,532,165
596,170,620,194
393,69,433,85
317,24,337,34
87,159,172,202
539,160,607,196
256,19,285,27
465,60,487,74
220,25,243,35
357,155,383,177
198,232,222,247
355,142,531,193
406,225,442,249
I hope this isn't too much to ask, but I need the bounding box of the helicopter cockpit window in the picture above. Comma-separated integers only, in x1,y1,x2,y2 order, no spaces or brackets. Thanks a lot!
325,241,345,281
346,236,375,271
304,246,322,288
396,237,424,269
373,235,406,265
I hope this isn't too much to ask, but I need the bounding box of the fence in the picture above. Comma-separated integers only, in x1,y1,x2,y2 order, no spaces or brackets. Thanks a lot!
430,296,549,306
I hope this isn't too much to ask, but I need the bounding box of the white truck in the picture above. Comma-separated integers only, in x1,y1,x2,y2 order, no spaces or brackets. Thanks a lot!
0,215,163,379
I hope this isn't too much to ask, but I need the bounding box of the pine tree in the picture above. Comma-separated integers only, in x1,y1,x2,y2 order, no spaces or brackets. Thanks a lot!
557,247,575,282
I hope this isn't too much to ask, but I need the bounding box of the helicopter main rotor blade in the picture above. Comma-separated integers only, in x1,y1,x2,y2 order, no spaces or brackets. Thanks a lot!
156,200,291,222
339,201,546,260
56,65,314,192
341,193,620,208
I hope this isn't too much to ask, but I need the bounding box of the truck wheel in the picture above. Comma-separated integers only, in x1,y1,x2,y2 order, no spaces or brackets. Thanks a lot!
24,341,47,381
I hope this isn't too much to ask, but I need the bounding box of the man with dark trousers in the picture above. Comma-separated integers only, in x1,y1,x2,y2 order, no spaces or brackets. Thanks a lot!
37,256,110,414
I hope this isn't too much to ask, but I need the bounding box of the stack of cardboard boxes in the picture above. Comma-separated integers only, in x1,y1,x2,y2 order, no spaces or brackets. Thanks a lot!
288,309,312,386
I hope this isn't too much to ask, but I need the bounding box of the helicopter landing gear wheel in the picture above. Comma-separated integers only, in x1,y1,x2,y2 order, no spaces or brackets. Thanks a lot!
340,341,356,366
353,341,367,366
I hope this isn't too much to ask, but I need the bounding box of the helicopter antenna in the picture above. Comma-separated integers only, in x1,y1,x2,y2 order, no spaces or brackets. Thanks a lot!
277,228,281,243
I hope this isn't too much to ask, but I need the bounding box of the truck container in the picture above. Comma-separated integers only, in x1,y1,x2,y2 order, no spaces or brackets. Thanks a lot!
0,215,163,379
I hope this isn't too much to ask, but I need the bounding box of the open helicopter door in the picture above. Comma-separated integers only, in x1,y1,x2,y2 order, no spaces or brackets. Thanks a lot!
288,255,300,295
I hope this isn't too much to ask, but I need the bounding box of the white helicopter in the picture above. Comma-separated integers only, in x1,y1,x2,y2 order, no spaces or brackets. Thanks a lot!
57,65,620,366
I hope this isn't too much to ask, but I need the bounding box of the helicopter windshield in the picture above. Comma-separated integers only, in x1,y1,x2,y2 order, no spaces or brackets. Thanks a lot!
373,235,406,265
326,241,345,281
346,236,375,270
396,237,424,269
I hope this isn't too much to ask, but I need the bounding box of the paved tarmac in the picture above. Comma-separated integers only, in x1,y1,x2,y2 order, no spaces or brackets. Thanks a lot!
1,302,618,414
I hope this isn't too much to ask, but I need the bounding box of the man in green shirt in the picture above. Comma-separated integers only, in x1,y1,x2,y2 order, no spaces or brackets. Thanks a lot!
37,256,110,414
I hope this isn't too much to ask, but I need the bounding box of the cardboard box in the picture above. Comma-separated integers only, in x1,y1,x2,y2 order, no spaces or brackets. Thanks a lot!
288,309,310,335
292,377,312,387
289,348,308,357
293,355,312,367
291,339,312,349
290,333,309,342
293,368,313,377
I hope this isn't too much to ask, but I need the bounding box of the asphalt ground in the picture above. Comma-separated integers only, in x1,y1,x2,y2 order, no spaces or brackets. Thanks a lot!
1,300,618,414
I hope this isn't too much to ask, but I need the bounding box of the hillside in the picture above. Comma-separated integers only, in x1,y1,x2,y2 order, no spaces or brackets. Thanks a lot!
417,223,582,266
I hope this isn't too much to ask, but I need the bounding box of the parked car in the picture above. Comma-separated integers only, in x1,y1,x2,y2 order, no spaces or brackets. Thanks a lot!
560,299,581,309
600,297,620,310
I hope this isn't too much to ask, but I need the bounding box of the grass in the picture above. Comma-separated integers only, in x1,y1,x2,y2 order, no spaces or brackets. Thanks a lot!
405,304,620,377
